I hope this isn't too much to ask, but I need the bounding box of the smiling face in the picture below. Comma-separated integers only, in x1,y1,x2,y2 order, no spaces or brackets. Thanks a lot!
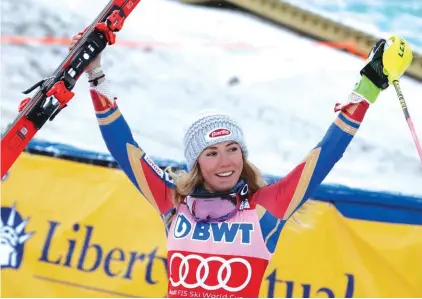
197,141,244,192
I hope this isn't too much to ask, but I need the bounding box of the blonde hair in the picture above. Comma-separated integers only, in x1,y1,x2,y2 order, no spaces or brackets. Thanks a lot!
166,159,309,226
166,158,267,208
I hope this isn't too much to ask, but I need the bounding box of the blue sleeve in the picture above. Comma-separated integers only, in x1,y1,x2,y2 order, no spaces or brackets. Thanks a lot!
92,93,175,216
257,101,370,253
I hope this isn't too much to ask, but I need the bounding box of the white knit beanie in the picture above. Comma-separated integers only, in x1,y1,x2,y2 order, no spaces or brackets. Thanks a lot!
183,113,248,171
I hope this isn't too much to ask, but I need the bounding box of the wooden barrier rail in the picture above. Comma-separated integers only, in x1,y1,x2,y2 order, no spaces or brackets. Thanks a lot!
181,0,422,81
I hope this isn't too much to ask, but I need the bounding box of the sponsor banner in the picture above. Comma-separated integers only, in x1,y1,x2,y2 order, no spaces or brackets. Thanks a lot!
1,152,422,297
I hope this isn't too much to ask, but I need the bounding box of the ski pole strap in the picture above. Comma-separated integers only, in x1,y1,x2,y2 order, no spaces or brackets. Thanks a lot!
89,74,106,86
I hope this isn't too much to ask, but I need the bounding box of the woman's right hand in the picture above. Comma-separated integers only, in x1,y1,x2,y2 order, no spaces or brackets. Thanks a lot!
69,30,102,73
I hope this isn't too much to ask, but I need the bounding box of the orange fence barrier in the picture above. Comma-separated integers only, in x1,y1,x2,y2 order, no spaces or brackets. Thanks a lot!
1,35,367,57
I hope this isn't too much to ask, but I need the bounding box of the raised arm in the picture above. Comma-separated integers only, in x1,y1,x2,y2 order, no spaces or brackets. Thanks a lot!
254,89,370,220
68,31,175,222
87,69,175,217
254,81,375,253
254,37,410,222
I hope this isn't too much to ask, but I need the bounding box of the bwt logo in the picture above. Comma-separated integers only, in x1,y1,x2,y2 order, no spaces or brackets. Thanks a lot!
174,214,253,244
0,203,34,269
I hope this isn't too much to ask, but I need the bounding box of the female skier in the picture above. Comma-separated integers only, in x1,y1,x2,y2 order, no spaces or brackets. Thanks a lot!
70,33,407,298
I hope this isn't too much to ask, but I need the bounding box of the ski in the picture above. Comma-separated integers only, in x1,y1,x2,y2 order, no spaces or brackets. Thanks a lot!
1,0,141,178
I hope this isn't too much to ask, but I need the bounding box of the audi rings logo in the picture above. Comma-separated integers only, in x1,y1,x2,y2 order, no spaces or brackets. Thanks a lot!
169,253,252,292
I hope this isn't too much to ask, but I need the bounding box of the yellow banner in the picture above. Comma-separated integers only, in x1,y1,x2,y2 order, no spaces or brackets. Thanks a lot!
1,152,422,297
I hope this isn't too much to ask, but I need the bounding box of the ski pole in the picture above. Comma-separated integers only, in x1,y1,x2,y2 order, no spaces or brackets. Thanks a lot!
392,80,422,163
381,36,420,163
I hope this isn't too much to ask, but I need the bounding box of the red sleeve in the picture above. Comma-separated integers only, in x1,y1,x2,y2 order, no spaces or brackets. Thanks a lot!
252,162,306,219
253,101,369,220
90,86,175,215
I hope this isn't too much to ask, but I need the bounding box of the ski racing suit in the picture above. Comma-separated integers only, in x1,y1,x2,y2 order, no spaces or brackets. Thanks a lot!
89,78,369,298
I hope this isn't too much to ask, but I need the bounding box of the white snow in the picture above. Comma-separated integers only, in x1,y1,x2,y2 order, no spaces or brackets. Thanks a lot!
1,0,422,196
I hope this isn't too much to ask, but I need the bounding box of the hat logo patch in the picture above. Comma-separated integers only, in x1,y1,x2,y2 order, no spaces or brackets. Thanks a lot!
205,128,232,141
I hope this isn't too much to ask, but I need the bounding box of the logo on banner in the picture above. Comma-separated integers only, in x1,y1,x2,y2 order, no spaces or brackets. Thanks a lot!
169,252,251,292
0,203,33,269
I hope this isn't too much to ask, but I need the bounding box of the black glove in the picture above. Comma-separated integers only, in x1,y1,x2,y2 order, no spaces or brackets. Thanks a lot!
360,39,389,90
